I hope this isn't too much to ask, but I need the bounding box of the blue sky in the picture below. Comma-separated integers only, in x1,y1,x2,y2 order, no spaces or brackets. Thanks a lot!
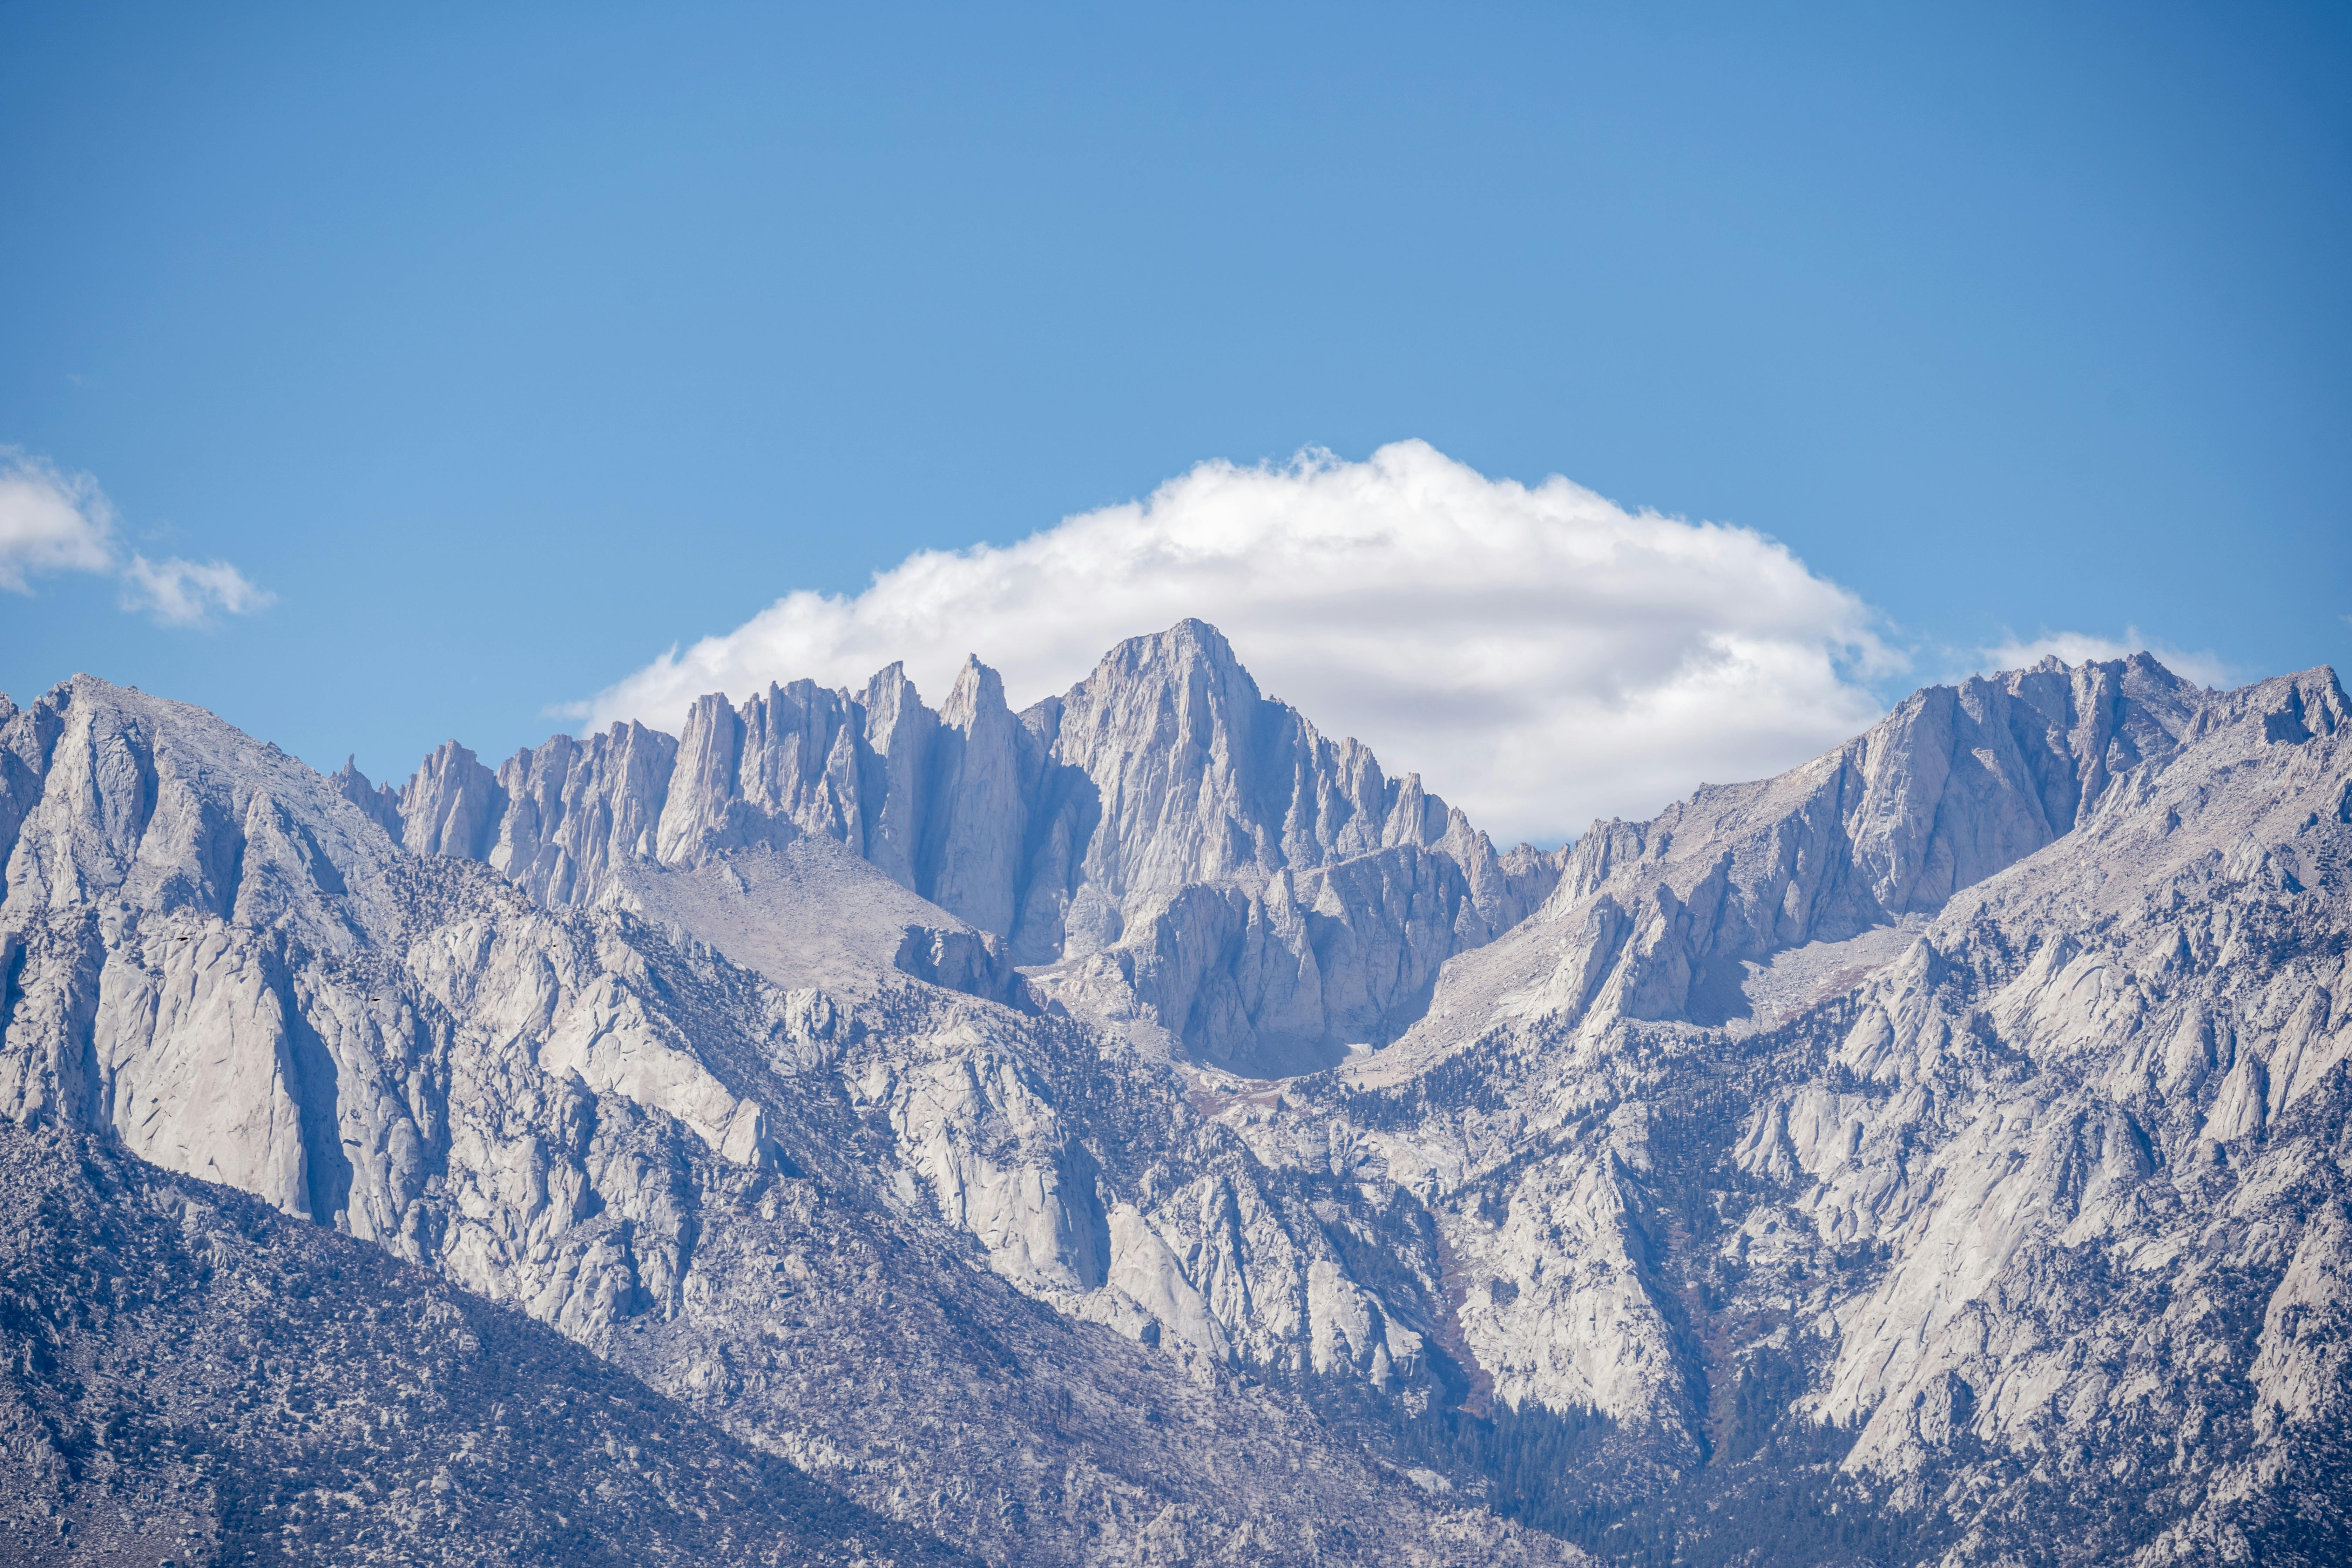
2,2,2346,824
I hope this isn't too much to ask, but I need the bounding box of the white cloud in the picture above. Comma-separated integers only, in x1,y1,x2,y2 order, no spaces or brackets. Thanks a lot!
1977,627,2235,691
581,441,1898,845
119,553,275,627
0,451,271,627
0,454,117,592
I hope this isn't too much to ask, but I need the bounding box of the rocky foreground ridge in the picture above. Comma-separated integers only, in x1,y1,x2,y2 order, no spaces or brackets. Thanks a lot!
0,1122,967,1567
2,624,2349,1566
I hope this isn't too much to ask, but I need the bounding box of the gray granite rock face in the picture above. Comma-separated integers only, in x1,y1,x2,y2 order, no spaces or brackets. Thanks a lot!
0,1119,972,1568
327,752,403,839
855,661,942,889
1004,622,1563,1068
0,674,1577,1568
376,620,1563,1068
10,646,2351,1567
918,658,1039,937
1278,660,2352,1562
492,719,677,906
1413,652,2207,1039
1016,619,1459,946
397,739,505,862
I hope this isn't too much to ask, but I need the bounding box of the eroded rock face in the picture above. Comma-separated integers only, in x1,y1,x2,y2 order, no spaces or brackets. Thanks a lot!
0,1120,971,1568
1395,653,2205,1044
493,719,677,906
363,620,1564,1070
1260,662,2352,1562
0,674,1579,1568
8,646,2352,1567
399,740,504,862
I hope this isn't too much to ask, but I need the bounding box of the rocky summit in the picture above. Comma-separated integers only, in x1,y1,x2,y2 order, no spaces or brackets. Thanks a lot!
2,622,2348,1567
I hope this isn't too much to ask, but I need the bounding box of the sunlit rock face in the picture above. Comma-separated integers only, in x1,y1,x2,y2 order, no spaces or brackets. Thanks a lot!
1307,660,2352,1562
364,617,1564,1074
4,634,2350,1567
0,669,1578,1567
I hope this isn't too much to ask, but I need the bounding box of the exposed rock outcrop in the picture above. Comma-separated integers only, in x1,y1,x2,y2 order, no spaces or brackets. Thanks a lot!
492,719,677,906
379,620,1563,1069
0,672,1582,1568
0,1119,969,1567
8,642,2351,1567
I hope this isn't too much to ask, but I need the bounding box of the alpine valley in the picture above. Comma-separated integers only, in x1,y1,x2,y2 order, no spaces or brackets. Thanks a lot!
2,619,2348,1566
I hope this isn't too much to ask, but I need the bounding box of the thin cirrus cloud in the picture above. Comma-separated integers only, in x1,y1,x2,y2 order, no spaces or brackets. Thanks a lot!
578,440,1904,845
0,451,273,627
119,553,276,627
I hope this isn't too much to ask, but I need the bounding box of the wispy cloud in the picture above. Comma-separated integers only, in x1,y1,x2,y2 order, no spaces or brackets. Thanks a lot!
0,451,272,627
1977,626,2235,690
119,553,274,627
578,440,1901,845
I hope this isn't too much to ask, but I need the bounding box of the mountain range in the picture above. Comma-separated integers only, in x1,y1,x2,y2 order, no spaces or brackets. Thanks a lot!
2,619,2346,1566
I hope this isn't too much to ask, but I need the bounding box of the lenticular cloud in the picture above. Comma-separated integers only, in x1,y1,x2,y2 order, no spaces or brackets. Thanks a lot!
581,440,1895,844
